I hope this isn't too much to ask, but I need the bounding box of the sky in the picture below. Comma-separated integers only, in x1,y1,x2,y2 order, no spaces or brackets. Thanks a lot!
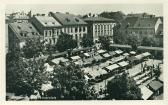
5,4,163,16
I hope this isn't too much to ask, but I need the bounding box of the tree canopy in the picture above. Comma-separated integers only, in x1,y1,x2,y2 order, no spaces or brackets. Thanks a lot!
99,36,111,50
81,34,94,47
21,38,45,58
107,72,142,100
56,33,77,52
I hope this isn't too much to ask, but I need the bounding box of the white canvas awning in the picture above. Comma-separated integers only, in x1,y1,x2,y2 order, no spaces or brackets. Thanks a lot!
84,53,90,57
130,51,136,55
123,53,129,56
41,81,54,91
97,49,106,54
71,56,81,60
140,86,153,100
115,50,123,54
52,57,69,64
44,63,54,72
106,64,119,71
142,52,151,57
135,54,144,60
118,61,129,67
102,53,111,58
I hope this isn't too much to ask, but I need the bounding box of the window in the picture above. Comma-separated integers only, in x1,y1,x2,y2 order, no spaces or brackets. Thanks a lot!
75,27,78,33
79,27,82,32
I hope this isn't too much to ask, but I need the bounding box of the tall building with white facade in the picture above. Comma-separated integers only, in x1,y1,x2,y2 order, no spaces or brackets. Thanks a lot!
31,16,62,45
83,17,116,43
49,12,88,47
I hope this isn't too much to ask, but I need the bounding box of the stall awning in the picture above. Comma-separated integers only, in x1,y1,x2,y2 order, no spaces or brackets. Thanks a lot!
44,63,54,72
41,81,54,91
127,56,138,62
148,80,163,91
140,86,153,100
52,57,69,64
102,53,111,58
97,49,106,54
115,50,123,54
135,54,144,60
106,64,119,71
84,53,90,57
71,56,81,60
130,51,136,55
98,69,108,75
142,52,151,57
123,53,129,56
89,70,101,78
109,51,116,56
94,55,103,61
118,61,129,67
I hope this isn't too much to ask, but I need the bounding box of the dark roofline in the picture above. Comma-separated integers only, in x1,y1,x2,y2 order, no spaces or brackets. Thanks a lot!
32,16,62,28
49,12,87,26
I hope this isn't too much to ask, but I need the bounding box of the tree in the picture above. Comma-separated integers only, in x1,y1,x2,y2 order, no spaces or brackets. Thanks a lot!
99,36,111,50
56,33,77,52
107,72,142,100
81,34,94,47
113,24,127,44
126,33,141,50
22,38,45,58
6,51,47,96
46,63,96,100
141,36,157,47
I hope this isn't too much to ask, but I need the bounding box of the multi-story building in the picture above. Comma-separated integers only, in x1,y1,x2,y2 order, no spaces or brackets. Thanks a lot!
49,12,88,47
6,11,32,23
8,22,41,51
119,16,163,46
83,17,116,43
31,16,62,45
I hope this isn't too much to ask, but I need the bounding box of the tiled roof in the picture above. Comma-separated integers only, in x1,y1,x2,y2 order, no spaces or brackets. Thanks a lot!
50,12,87,26
34,16,62,27
133,18,158,28
121,17,138,27
83,17,115,22
121,17,158,29
9,22,40,39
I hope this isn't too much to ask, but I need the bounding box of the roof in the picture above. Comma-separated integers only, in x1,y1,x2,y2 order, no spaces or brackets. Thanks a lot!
34,16,62,27
97,49,106,54
71,55,81,60
140,86,153,100
114,50,123,54
50,12,87,26
52,57,69,64
83,17,115,22
9,22,40,40
122,17,139,27
138,46,163,51
118,61,129,67
133,17,158,28
121,17,159,29
110,44,132,48
106,64,119,71
102,53,111,58
149,80,163,91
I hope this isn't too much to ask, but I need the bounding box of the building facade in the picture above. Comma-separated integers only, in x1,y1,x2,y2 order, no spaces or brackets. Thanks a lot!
119,16,163,46
49,12,88,47
31,16,62,45
83,17,116,43
8,22,41,51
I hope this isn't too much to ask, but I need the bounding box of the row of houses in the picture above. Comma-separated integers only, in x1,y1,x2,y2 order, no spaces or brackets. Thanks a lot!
8,12,116,52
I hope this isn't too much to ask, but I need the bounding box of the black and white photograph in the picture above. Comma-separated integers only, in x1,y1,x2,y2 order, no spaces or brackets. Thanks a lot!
4,3,164,101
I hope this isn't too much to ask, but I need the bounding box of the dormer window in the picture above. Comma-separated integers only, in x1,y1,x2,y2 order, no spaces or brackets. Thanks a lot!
65,18,70,22
52,22,55,24
29,26,32,29
75,18,79,22
18,26,21,29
